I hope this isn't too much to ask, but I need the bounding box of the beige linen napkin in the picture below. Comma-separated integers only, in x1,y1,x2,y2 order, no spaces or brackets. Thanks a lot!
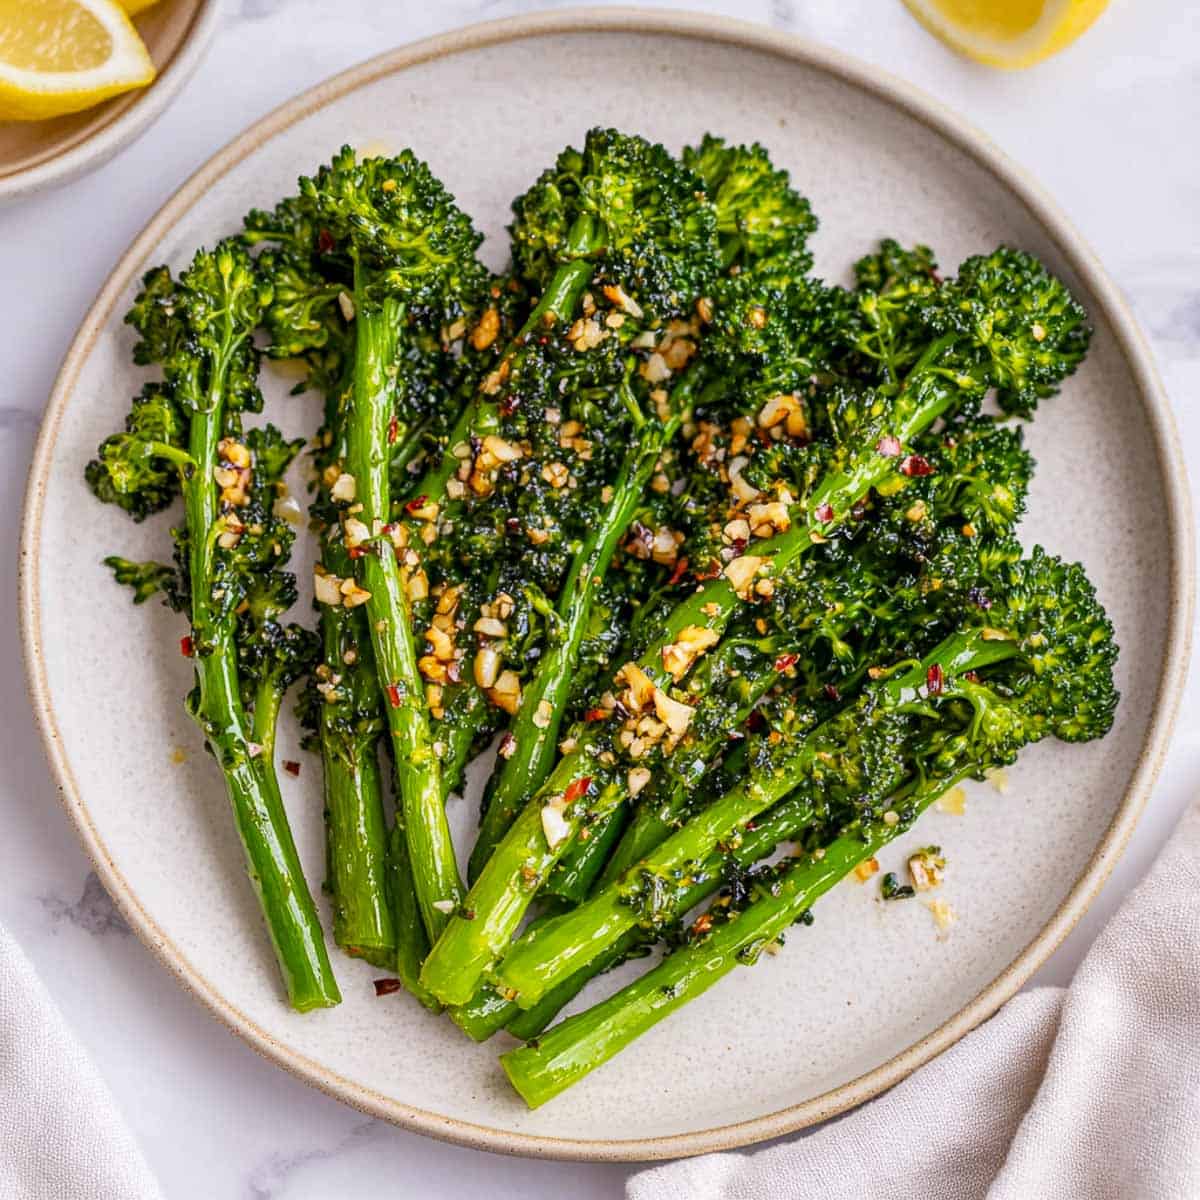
0,926,162,1200
629,796,1200,1200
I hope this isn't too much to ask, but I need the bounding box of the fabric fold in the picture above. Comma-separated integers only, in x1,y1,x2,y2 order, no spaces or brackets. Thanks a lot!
0,926,162,1200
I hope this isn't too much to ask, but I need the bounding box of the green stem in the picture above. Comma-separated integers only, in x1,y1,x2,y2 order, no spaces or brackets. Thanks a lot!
495,629,1015,1007
500,769,969,1107
469,411,676,882
388,825,442,1011
250,676,283,761
504,782,834,1040
187,403,339,1012
541,802,630,903
503,934,637,1043
323,732,394,966
448,982,516,1042
446,906,566,1040
420,763,622,1006
348,292,463,942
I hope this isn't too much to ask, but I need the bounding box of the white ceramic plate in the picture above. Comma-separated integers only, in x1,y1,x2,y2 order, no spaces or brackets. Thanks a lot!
20,10,1193,1161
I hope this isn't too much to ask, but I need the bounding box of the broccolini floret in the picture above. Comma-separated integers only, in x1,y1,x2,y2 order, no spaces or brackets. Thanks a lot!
87,242,340,1012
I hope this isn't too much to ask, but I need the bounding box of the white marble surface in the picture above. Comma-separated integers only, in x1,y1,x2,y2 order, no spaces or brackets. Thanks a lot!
2,1,1197,1195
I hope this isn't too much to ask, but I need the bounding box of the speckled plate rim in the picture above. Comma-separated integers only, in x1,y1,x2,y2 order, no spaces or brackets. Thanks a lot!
0,0,221,201
18,7,1195,1163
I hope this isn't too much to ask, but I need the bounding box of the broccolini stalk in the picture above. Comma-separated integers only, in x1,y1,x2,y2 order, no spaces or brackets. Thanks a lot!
495,628,1001,1006
500,779,938,1107
411,129,723,881
419,247,1089,1007
495,547,1117,1008
453,779,811,1043
538,802,629,905
318,663,393,967
524,137,823,901
446,904,569,1040
501,551,1118,1103
600,417,1035,884
503,786,813,1043
468,395,680,878
387,823,441,1010
249,210,398,971
302,147,487,942
88,245,341,1012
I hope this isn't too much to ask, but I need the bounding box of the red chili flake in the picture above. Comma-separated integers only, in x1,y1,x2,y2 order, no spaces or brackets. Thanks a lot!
505,517,522,535
745,709,767,733
387,415,399,445
899,454,934,477
563,776,593,804
385,683,403,708
180,635,194,658
583,707,610,722
348,545,367,559
824,683,841,701
667,557,690,587
404,494,429,515
283,760,301,777
875,435,902,457
730,537,748,555
694,561,722,581
744,821,757,832
814,502,835,523
774,653,799,672
926,663,945,696
499,394,520,418
963,671,980,684
373,978,403,997
317,228,335,254
498,731,517,757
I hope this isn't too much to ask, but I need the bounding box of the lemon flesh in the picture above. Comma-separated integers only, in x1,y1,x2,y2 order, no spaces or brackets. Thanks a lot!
903,0,1110,69
0,0,155,120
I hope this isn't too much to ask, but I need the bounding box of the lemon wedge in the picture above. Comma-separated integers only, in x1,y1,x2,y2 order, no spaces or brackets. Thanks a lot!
0,0,156,121
118,0,161,14
902,0,1109,69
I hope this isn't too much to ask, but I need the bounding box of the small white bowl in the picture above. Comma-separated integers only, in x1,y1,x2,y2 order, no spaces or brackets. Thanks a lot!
0,0,220,201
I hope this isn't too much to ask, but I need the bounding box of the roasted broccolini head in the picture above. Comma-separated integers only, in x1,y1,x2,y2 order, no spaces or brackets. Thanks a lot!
683,133,818,276
300,145,487,321
510,126,719,320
